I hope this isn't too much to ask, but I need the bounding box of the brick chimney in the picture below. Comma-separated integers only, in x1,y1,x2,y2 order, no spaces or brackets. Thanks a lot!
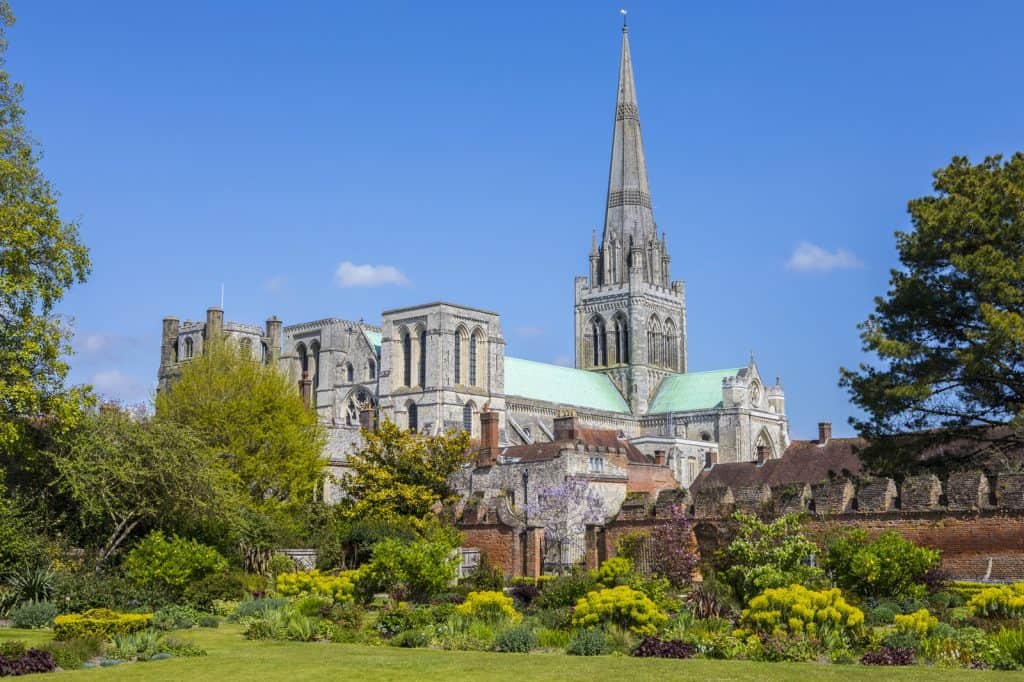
476,410,501,467
756,444,769,466
653,451,666,466
553,411,579,441
818,421,832,444
704,450,718,469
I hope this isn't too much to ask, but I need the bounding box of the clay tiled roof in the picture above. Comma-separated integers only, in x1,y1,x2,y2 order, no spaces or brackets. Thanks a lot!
690,437,865,493
491,425,650,465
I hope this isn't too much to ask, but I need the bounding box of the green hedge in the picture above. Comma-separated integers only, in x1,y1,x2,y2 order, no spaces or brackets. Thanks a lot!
52,608,153,641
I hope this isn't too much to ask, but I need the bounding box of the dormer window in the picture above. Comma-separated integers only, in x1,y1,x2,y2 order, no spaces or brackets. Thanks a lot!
588,456,604,474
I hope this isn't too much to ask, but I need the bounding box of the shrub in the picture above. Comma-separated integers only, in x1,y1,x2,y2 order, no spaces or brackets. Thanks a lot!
571,586,667,636
825,529,939,600
231,597,289,621
631,636,695,659
5,565,56,605
110,629,164,661
210,599,240,617
893,608,938,637
648,503,699,588
292,592,333,617
861,646,915,666
684,619,751,660
360,531,460,602
123,532,228,601
40,637,103,670
276,570,355,603
510,584,539,608
535,572,597,609
52,609,153,641
198,615,219,628
534,605,572,630
161,638,207,657
686,576,734,620
593,557,633,587
991,627,1024,669
152,604,201,630
536,627,570,649
740,585,865,642
866,600,899,626
268,554,296,576
321,601,364,630
456,591,521,626
0,649,56,675
10,601,59,629
493,624,537,653
604,625,637,655
390,628,431,648
181,571,246,610
722,512,824,602
751,633,818,662
967,581,1024,619
566,628,606,656
0,642,26,660
375,605,437,638
53,569,137,613
460,558,505,593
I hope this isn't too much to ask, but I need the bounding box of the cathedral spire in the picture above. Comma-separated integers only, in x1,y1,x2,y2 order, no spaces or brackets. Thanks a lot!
603,23,655,250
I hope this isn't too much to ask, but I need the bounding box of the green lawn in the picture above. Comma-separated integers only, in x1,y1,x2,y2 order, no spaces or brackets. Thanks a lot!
3,625,1024,681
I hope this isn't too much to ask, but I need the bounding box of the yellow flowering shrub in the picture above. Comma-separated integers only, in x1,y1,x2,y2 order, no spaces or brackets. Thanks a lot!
52,609,153,641
893,608,938,636
455,590,522,625
967,581,1024,619
571,585,667,635
275,569,355,603
740,584,864,639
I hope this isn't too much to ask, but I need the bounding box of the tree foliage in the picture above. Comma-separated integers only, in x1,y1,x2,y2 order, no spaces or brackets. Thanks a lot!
721,512,824,603
155,339,325,511
123,531,228,601
648,503,699,588
824,528,940,600
841,154,1024,472
51,406,234,561
340,420,470,526
0,1,91,450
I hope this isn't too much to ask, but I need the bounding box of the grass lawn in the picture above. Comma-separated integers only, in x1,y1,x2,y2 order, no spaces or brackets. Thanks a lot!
3,625,1024,681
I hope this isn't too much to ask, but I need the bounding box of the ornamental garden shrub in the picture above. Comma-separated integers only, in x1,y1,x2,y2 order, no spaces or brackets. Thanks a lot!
493,624,538,653
739,585,865,642
861,646,915,666
40,636,104,670
824,529,939,600
991,627,1024,669
571,585,667,635
152,604,201,630
592,557,633,587
721,512,825,603
123,531,228,602
0,649,56,676
535,571,597,609
967,581,1024,619
52,609,153,641
566,628,607,656
359,533,460,602
455,591,521,625
276,569,355,603
631,636,696,659
893,608,939,637
10,600,59,628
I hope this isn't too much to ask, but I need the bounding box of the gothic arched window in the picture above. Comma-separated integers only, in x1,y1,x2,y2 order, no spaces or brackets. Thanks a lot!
346,363,354,383
469,332,478,386
418,328,427,387
462,402,473,433
310,342,321,394
454,326,467,384
613,313,629,364
401,329,412,387
368,359,376,381
591,316,607,367
184,337,194,359
407,402,418,433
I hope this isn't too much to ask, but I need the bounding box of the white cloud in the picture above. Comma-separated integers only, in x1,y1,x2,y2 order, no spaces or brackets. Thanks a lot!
90,369,148,402
74,332,145,356
786,242,863,272
515,325,545,338
263,275,288,293
334,261,410,288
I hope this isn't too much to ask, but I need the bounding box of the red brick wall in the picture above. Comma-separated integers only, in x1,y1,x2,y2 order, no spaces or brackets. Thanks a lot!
459,524,520,578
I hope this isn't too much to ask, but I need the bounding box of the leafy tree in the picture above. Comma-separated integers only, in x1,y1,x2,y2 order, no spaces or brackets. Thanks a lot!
340,420,470,526
155,339,325,511
720,511,824,603
824,528,940,600
0,2,91,451
841,154,1024,473
0,476,45,574
359,523,461,602
51,406,235,561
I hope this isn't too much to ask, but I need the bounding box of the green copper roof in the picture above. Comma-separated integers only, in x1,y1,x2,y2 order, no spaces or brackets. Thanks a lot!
362,329,382,355
504,357,630,413
648,368,742,414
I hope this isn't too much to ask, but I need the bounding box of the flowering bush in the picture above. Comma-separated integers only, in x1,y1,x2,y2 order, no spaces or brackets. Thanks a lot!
593,557,633,587
893,608,939,637
740,585,864,641
967,581,1024,619
648,504,699,588
275,570,355,603
571,585,667,636
52,609,153,641
456,591,521,625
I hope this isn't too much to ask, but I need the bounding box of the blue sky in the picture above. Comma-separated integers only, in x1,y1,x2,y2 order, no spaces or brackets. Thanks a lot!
10,1,1024,438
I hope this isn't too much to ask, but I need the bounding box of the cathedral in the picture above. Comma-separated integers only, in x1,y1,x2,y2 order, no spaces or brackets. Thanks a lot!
157,26,790,497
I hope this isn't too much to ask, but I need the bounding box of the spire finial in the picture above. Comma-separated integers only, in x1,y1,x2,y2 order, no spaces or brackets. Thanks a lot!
620,8,627,30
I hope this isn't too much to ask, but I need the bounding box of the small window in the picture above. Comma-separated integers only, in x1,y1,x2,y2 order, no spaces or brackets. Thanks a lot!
184,337,194,359
418,329,427,387
469,334,477,386
462,403,473,433
261,342,269,364
368,359,376,380
346,363,354,383
589,456,604,474
408,403,418,433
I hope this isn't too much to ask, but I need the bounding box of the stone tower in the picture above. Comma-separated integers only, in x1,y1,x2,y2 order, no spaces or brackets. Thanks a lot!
575,24,687,414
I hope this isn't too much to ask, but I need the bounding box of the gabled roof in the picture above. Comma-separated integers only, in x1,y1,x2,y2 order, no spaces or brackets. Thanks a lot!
648,368,741,413
689,437,865,493
503,357,630,413
362,329,382,355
